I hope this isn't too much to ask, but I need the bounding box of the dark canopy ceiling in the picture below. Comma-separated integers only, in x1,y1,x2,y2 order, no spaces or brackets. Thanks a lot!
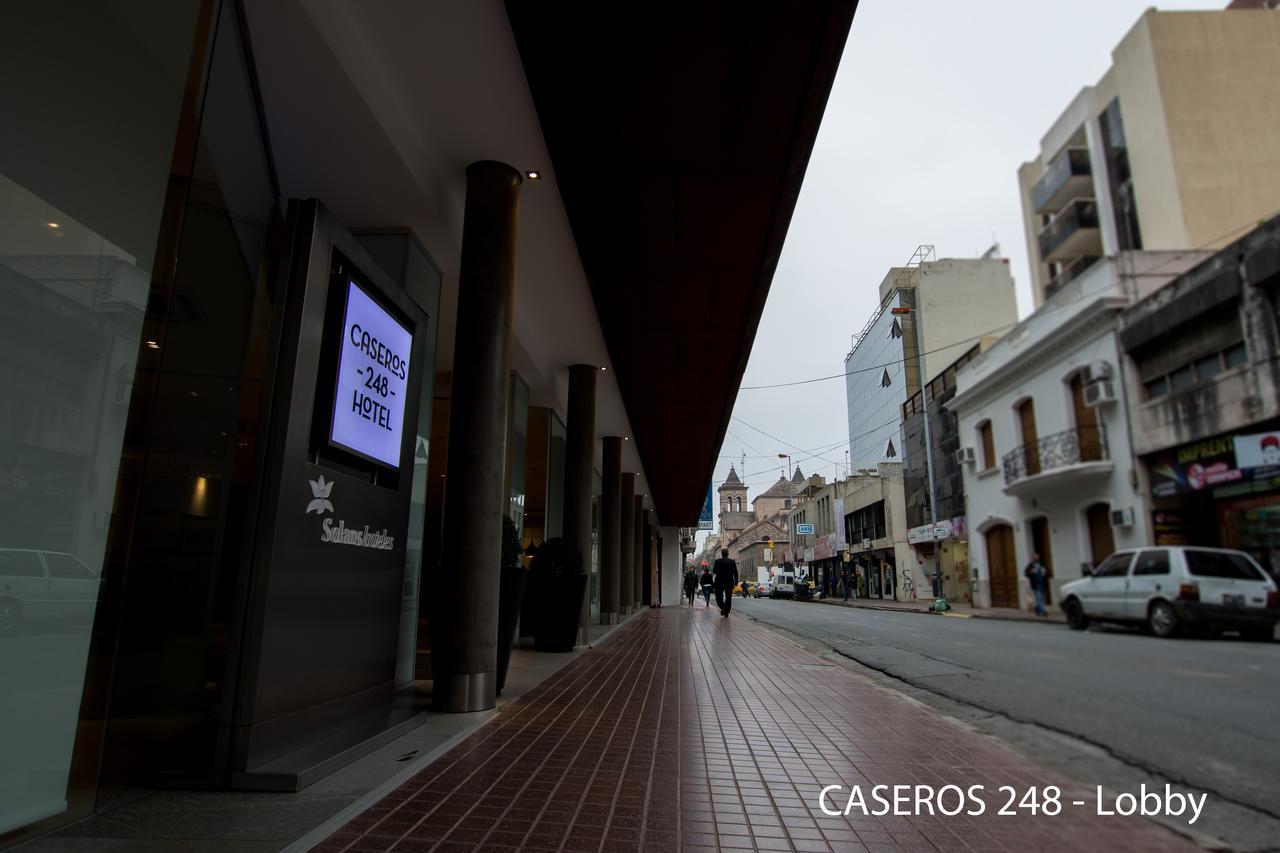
507,1,858,524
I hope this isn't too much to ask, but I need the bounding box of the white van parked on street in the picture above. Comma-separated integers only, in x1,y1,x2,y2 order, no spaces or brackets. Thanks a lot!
1060,546,1279,640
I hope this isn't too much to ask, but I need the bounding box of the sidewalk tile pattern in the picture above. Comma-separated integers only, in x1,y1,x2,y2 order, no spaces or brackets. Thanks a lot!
309,605,1193,852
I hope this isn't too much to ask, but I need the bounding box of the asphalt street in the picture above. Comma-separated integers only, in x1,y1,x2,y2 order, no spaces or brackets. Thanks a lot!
728,597,1280,823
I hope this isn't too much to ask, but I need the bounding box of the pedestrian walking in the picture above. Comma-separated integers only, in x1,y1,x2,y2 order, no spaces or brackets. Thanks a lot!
1025,552,1049,617
699,567,714,607
841,565,851,602
683,567,697,606
712,548,739,617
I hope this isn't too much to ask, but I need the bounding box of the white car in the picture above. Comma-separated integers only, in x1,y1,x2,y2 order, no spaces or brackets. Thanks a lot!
754,580,772,598
1060,546,1279,640
0,549,101,631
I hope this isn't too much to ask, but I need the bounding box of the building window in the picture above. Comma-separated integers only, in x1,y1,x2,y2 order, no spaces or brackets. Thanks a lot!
1145,376,1168,399
978,421,996,470
1225,343,1248,369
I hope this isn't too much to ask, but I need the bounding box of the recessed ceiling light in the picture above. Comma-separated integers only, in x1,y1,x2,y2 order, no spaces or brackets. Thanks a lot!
623,436,629,441
145,340,160,349
47,222,60,229
525,170,542,180
600,366,607,371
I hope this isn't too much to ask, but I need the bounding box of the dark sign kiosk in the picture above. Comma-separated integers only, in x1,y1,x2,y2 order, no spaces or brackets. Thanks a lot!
230,201,428,790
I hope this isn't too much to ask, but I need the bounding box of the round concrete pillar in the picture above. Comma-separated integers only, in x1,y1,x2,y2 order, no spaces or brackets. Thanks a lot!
600,436,622,624
619,473,636,616
564,364,597,645
433,160,521,713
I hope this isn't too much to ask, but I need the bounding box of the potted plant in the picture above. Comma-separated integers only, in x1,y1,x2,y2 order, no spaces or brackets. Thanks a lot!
529,537,586,652
495,515,527,694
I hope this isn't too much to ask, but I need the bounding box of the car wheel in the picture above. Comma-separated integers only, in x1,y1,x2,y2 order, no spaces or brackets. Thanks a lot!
1241,626,1275,643
1064,598,1088,631
0,598,21,632
1148,600,1179,638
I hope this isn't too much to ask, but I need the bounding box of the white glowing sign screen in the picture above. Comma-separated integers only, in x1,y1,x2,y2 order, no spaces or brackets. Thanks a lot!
329,279,412,467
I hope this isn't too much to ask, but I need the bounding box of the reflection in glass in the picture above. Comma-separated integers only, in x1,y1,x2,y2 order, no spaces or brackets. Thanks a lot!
0,174,143,834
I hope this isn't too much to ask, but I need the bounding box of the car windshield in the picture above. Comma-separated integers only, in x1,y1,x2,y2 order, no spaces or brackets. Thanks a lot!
1184,550,1268,581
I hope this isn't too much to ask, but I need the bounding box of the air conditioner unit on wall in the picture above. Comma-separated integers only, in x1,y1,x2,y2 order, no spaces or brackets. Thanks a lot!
1082,360,1113,384
1110,507,1134,527
955,447,976,466
1084,380,1116,407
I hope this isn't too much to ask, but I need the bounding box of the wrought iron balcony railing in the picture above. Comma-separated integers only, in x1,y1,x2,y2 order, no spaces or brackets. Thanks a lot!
1002,425,1108,486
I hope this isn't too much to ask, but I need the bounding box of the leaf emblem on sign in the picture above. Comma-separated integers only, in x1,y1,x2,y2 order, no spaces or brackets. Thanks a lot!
307,475,335,515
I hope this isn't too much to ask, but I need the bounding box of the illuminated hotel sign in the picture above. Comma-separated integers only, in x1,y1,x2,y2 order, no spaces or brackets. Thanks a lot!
329,279,412,467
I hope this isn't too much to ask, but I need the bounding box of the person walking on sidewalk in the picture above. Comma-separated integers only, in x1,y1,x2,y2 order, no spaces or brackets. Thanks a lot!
1025,552,1049,617
712,548,739,617
683,567,697,606
699,567,714,607
841,565,852,602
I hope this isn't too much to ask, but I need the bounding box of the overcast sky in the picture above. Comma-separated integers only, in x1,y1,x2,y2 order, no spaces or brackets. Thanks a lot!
707,0,1216,521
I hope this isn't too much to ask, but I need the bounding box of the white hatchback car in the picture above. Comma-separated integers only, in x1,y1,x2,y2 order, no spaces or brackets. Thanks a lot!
1060,546,1279,640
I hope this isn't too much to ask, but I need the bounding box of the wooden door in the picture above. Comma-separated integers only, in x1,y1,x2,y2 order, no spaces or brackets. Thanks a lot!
1086,503,1116,567
1018,399,1040,475
1029,516,1054,605
1071,374,1102,462
985,524,1018,608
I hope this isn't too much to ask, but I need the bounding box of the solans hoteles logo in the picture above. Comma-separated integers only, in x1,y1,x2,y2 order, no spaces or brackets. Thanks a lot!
306,475,396,551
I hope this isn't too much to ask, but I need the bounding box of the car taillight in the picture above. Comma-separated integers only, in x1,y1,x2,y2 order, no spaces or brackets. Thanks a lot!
1177,584,1199,602
1267,591,1280,609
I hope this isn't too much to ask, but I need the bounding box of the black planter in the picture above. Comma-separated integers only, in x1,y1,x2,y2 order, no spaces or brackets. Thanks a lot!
534,574,588,653
495,564,529,694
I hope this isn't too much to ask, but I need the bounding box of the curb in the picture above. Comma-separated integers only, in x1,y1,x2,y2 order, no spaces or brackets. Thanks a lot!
812,596,1066,625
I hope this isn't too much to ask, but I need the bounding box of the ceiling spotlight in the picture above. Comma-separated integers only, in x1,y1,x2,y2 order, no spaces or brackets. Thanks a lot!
623,436,629,441
525,170,542,180
600,366,607,371
145,340,160,349
47,221,60,229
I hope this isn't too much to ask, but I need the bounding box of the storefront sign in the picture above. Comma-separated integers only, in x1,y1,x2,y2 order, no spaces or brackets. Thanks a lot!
803,547,814,562
950,515,967,537
1151,510,1189,546
813,534,835,561
699,485,714,530
795,523,815,535
330,279,413,468
1149,436,1241,496
1234,431,1280,470
908,521,952,544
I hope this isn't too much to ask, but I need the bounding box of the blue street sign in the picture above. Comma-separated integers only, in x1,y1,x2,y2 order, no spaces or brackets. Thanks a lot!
795,523,815,535
699,485,714,530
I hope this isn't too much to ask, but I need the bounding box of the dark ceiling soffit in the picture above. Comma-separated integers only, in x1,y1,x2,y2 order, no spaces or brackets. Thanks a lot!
693,2,859,524
507,1,860,524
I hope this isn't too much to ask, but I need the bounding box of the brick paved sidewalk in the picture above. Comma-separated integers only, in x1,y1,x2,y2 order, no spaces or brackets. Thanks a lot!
307,607,1191,852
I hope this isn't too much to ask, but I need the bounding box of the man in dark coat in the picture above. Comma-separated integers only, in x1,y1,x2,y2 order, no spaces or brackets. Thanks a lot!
712,548,739,617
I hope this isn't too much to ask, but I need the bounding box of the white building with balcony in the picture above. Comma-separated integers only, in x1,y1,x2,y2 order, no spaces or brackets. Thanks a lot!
951,252,1206,610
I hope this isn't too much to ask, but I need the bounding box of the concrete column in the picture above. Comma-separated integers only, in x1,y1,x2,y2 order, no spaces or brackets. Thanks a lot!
632,497,644,609
641,509,653,606
600,437,622,624
660,526,682,606
563,364,597,646
434,161,521,713
619,473,636,616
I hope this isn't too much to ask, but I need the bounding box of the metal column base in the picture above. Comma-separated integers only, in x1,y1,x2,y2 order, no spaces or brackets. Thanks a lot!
621,605,632,616
600,612,618,625
432,671,496,713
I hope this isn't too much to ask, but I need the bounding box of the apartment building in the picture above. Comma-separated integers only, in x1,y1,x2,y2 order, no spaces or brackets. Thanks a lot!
1018,5,1280,308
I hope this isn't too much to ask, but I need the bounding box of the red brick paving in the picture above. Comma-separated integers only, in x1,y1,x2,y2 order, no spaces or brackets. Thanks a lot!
309,606,1195,852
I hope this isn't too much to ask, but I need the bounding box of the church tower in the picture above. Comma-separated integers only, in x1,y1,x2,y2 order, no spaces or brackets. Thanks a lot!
717,466,750,543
